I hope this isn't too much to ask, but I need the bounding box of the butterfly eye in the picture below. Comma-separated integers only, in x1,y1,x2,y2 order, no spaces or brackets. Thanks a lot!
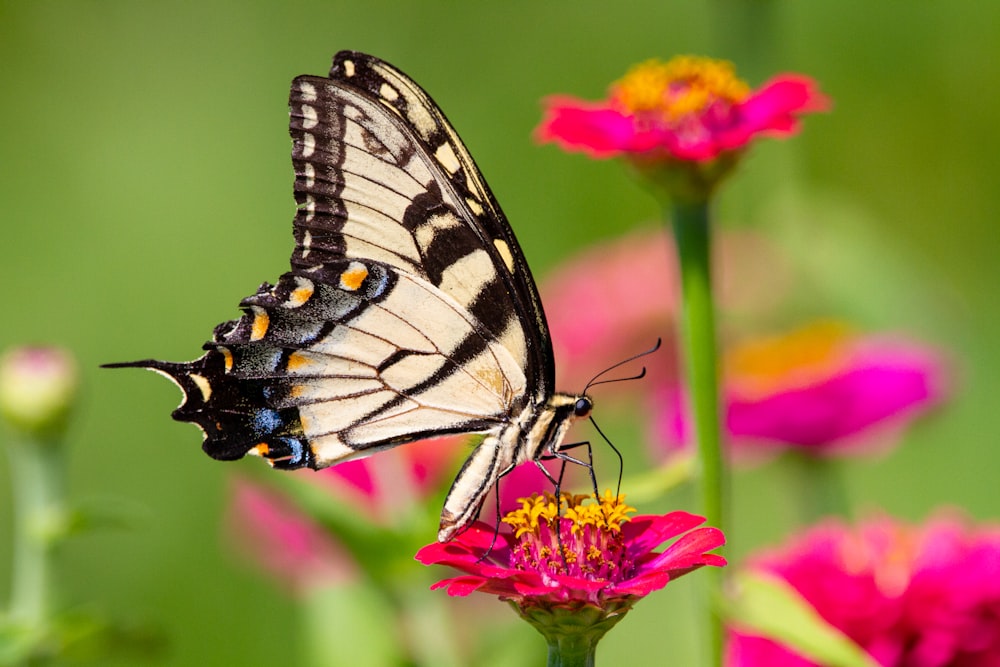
574,397,593,418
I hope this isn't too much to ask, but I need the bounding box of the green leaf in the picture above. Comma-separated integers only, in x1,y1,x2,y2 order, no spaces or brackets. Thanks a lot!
725,571,880,667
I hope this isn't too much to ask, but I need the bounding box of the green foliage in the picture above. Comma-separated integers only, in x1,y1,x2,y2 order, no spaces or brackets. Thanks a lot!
2,1,998,664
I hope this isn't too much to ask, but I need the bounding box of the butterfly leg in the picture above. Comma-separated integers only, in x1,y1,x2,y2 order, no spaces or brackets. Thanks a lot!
474,463,519,564
541,443,614,549
530,457,572,568
540,441,600,499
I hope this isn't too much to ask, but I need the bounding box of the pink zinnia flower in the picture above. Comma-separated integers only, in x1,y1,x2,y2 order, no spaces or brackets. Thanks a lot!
227,436,464,592
319,435,465,525
416,491,724,620
729,514,1000,667
659,321,948,457
227,477,358,594
541,226,791,393
537,56,829,163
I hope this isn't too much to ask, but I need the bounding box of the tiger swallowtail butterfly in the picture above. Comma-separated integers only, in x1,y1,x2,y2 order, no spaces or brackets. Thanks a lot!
106,51,593,542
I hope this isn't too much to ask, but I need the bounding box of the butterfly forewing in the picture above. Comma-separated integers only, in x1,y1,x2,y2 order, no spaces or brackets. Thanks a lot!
106,51,589,542
289,53,553,397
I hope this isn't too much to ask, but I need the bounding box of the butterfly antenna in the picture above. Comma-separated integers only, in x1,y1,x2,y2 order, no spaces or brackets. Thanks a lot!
588,416,624,495
577,339,660,493
583,338,662,394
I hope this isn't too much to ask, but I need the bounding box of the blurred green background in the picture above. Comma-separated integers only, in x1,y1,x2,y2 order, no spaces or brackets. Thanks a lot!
2,1,998,665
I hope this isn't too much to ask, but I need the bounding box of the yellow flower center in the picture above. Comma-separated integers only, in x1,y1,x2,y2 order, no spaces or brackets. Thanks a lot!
612,56,750,120
503,490,635,538
502,491,637,583
725,321,854,397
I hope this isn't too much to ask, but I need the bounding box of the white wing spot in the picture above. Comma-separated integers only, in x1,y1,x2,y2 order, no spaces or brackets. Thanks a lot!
301,229,312,258
435,142,461,174
303,162,315,188
493,238,515,273
190,374,212,402
301,133,315,158
343,59,355,77
301,104,318,129
379,82,399,102
466,197,484,216
415,212,462,252
299,81,317,102
304,195,315,223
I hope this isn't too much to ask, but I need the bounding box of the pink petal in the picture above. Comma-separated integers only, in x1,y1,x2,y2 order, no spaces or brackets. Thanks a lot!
661,332,947,455
728,632,816,667
322,458,376,499
728,341,944,448
535,95,638,158
613,570,674,597
510,579,561,599
623,511,709,557
643,527,728,571
432,575,488,597
739,75,831,136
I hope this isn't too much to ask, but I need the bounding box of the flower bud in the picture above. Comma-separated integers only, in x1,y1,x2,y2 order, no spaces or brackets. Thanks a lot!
0,345,79,439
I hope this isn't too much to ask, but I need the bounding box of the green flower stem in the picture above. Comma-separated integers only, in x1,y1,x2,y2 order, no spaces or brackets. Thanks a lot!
671,200,726,532
788,452,852,524
545,633,597,667
7,436,66,625
670,199,726,667
516,602,632,667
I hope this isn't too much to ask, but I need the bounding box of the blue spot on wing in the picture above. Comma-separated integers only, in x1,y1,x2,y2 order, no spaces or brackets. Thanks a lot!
252,409,285,437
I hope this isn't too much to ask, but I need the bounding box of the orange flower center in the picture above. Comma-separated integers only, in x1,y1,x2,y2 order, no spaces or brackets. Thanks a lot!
838,523,917,598
612,56,750,121
725,321,854,397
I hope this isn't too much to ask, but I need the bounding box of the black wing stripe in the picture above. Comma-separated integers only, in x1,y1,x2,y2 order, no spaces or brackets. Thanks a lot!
330,52,554,393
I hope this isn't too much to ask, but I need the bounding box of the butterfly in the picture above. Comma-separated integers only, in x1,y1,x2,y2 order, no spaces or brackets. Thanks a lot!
106,51,594,542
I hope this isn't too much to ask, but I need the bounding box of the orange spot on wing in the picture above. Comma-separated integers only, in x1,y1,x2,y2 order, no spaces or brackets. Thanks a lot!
218,347,234,372
250,309,270,341
250,443,269,456
286,351,310,372
339,263,369,291
289,284,314,307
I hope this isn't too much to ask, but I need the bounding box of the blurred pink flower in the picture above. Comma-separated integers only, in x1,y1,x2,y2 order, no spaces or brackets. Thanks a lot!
729,514,1000,667
541,226,790,394
416,492,725,607
227,436,465,592
537,56,829,163
320,436,465,524
659,322,948,457
227,477,357,594
542,228,678,392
